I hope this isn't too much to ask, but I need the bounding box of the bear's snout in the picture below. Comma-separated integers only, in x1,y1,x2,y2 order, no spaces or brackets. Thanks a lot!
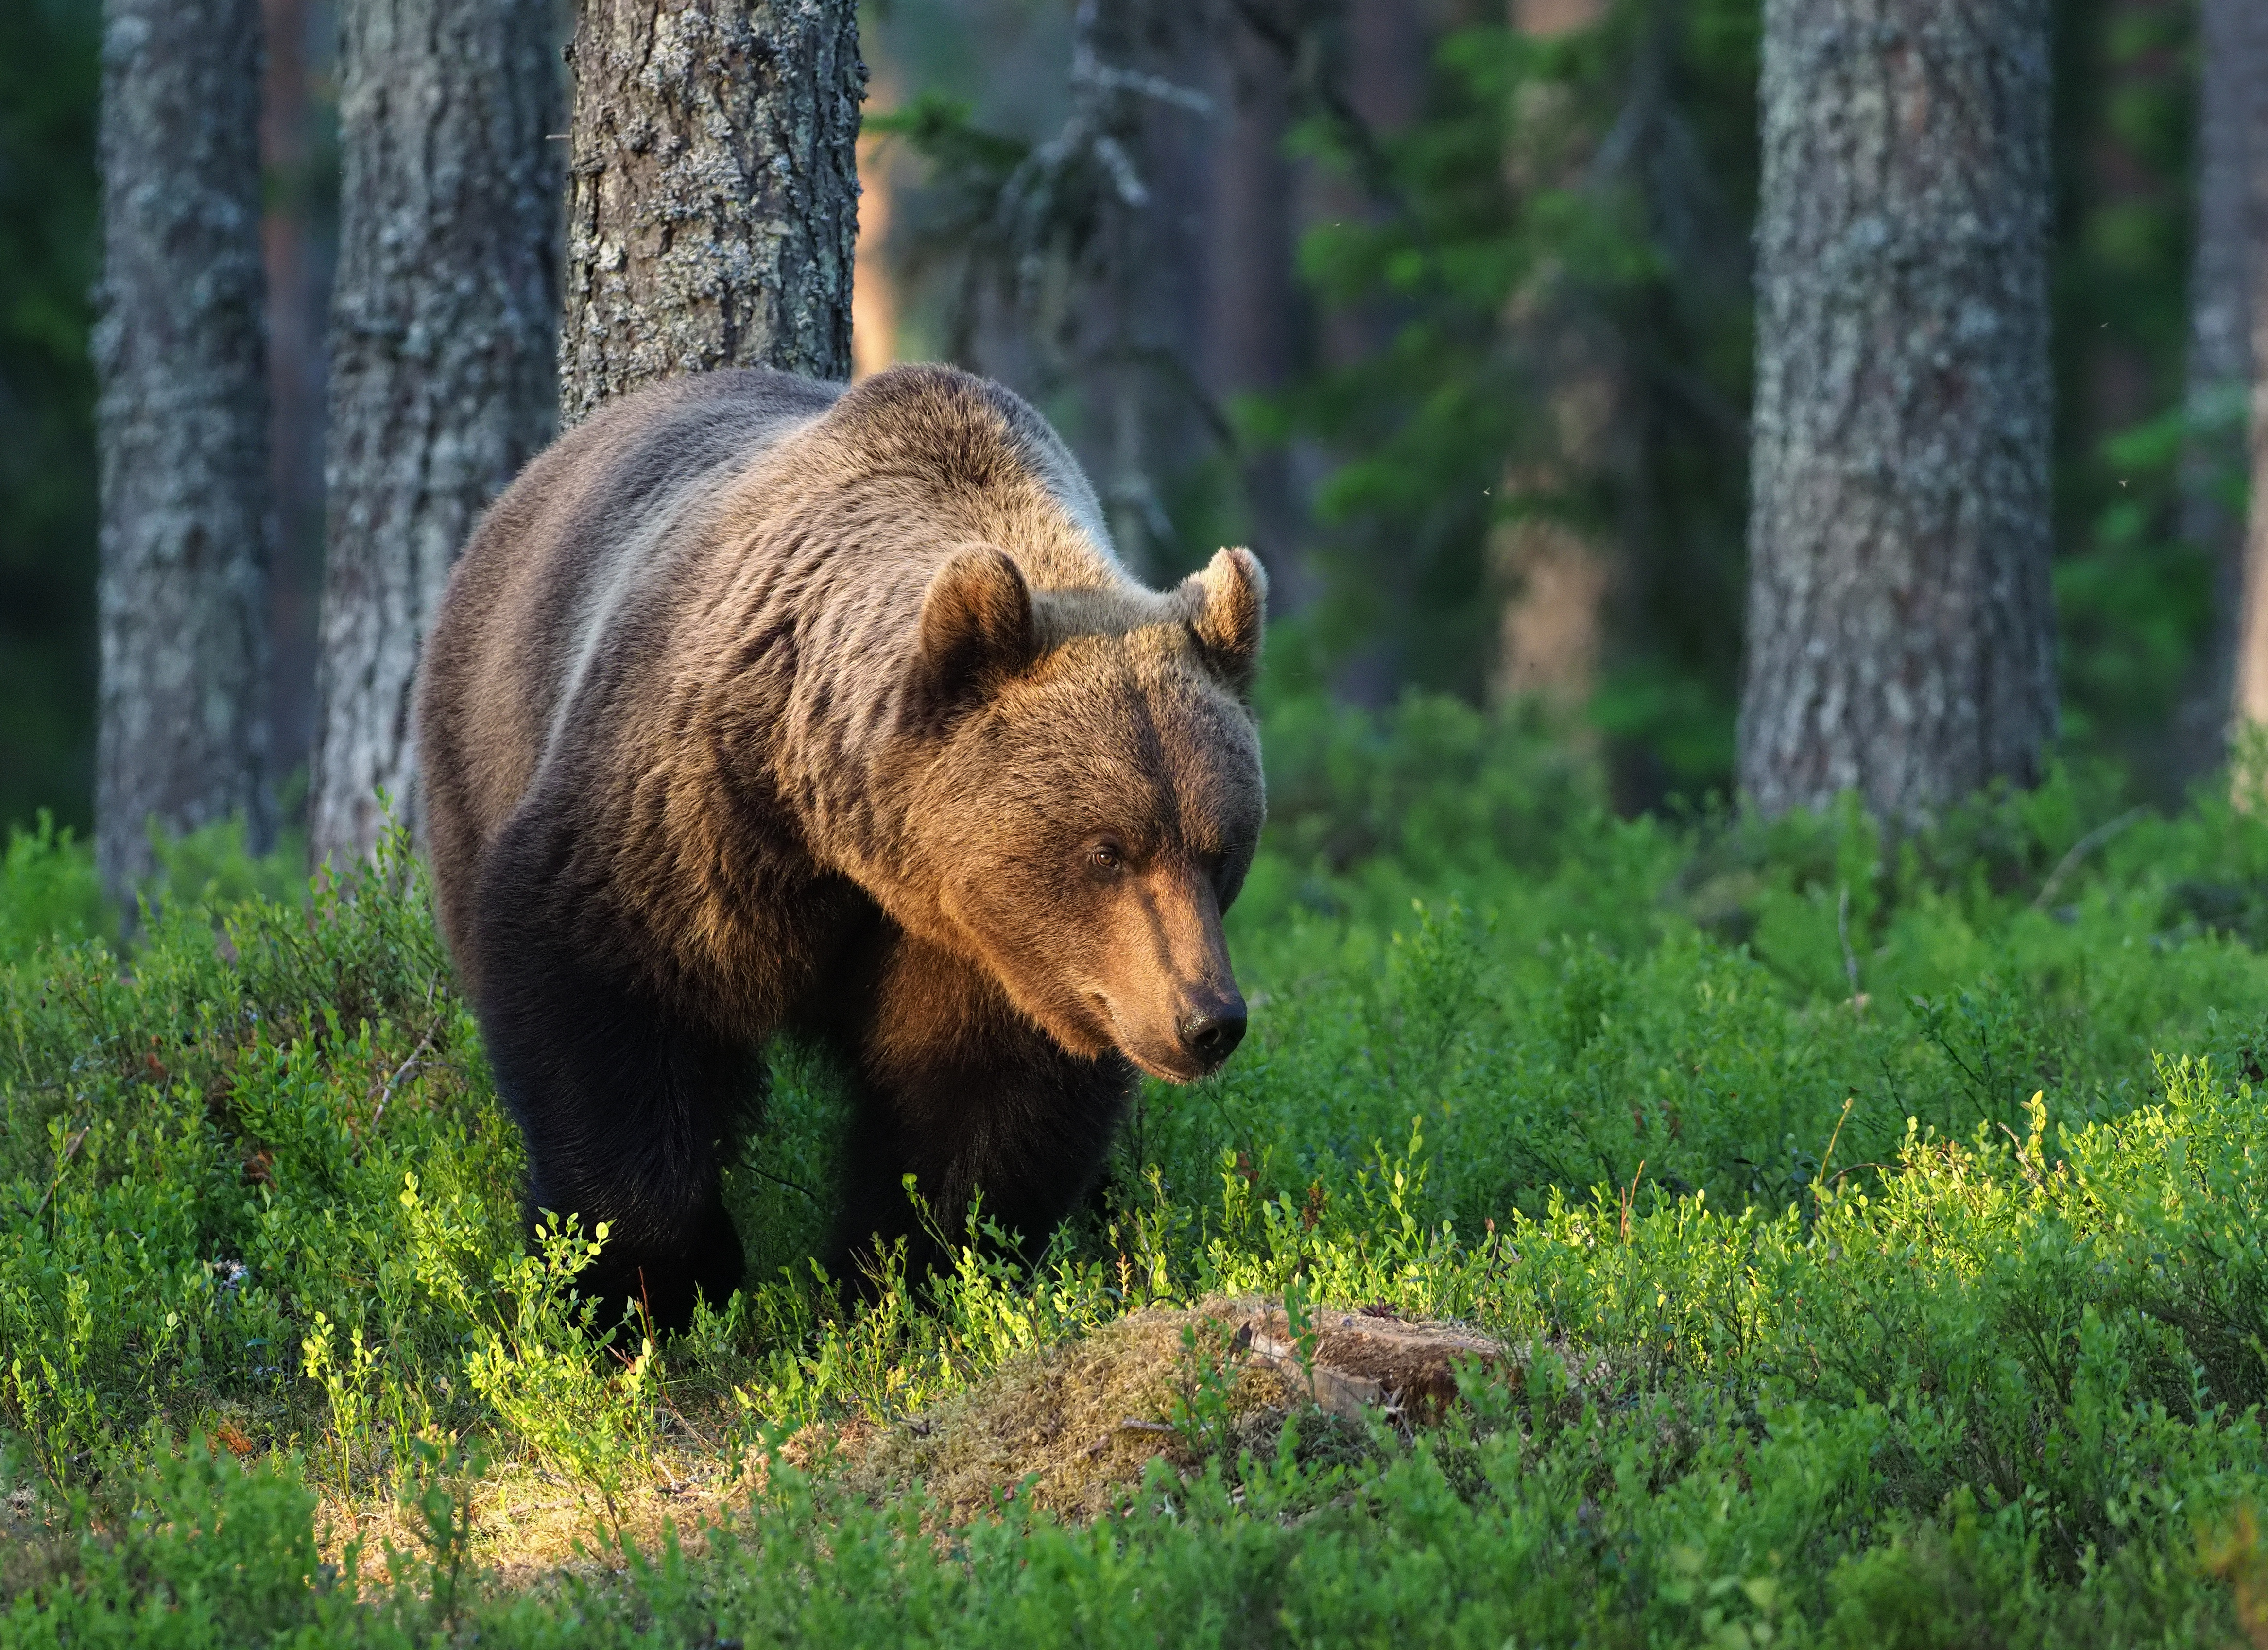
1178,990,1248,1073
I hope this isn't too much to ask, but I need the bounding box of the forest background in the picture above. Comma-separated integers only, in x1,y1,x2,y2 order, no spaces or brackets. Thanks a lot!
0,0,2214,836
17,4,2268,1639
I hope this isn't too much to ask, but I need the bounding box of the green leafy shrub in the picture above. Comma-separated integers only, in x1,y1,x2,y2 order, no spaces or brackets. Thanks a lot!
0,814,102,962
4,698,2268,1642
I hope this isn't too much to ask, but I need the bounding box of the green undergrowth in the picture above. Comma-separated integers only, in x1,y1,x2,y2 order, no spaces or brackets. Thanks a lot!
5,691,2268,1644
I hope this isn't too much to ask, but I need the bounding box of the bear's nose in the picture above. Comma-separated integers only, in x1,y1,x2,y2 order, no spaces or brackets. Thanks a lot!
1179,995,1247,1071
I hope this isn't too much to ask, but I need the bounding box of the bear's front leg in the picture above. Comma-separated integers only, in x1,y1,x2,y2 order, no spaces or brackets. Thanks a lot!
826,928,1134,1294
469,836,755,1336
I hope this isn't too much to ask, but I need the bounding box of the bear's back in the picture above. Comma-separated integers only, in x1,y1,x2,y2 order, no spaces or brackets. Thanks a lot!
416,369,842,966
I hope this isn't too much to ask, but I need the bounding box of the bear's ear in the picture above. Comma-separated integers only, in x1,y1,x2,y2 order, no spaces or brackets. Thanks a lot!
910,545,1037,719
1183,547,1268,698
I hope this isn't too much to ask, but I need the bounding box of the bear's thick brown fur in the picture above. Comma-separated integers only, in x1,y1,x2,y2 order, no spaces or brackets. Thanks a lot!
415,364,1266,1329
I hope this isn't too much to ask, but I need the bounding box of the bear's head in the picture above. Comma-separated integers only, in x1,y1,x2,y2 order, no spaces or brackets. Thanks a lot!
903,545,1267,1083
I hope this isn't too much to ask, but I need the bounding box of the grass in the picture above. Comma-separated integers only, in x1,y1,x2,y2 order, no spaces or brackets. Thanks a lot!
3,690,2268,1645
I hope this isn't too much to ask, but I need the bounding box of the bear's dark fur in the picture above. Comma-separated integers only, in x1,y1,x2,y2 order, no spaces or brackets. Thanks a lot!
415,364,1265,1330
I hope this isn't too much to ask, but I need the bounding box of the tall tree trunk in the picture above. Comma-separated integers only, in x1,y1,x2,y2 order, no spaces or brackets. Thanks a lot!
260,0,327,806
2219,4,2268,763
2176,0,2263,783
308,0,562,867
1493,0,1615,715
93,0,274,901
1100,1,1214,577
1310,0,1436,703
1207,17,1307,609
851,62,901,380
1315,0,1428,376
1736,0,2056,821
558,0,863,421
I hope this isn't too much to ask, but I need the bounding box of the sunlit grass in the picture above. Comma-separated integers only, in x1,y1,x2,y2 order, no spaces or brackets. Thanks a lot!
4,692,2268,1644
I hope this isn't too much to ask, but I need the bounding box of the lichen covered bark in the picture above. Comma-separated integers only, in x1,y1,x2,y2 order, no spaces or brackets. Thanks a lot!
309,0,561,865
93,0,274,898
558,0,863,421
1737,0,2056,821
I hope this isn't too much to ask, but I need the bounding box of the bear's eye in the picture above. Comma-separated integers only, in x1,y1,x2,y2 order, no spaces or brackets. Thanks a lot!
1087,842,1125,875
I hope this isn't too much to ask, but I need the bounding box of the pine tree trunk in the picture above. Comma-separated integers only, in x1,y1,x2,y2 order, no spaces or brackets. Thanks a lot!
558,0,862,421
308,0,562,867
850,71,900,379
1736,0,2056,821
1206,20,1306,608
93,0,274,900
2220,4,2268,759
1493,0,1615,715
260,0,326,796
2176,0,2263,781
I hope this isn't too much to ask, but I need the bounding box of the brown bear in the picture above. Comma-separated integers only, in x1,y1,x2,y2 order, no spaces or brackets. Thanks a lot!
414,363,1266,1332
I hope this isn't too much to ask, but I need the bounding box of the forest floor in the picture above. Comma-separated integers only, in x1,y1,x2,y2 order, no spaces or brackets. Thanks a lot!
6,692,2268,1646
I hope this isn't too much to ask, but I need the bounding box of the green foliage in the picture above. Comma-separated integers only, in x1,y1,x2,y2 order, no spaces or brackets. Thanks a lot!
6,699,2268,1640
1249,668,1601,885
1266,0,2213,804
0,813,314,969
0,815,103,961
2049,0,2209,791
141,815,313,917
451,1211,661,1536
2057,406,2213,760
1272,0,1758,799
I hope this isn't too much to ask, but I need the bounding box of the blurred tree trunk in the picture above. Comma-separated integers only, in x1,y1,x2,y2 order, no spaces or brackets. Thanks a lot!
1314,0,1428,376
1308,0,1435,703
2176,0,2263,782
1007,0,1213,579
308,0,562,867
93,0,274,901
558,0,863,421
1206,20,1306,609
1328,0,1426,352
1737,0,2056,821
1492,0,1615,716
2219,3,2268,766
260,0,327,807
851,62,901,379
